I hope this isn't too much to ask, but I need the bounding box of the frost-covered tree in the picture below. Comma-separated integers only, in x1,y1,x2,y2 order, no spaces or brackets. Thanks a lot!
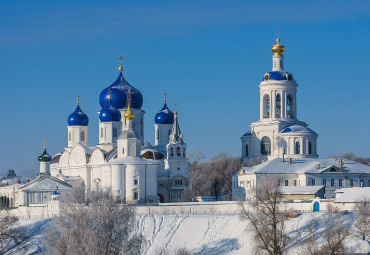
353,199,370,240
46,187,142,255
239,177,291,255
0,205,28,254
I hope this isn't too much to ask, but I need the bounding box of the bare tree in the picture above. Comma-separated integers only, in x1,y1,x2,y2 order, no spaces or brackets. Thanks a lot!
0,206,28,254
303,209,351,255
353,199,370,240
239,177,291,255
45,187,142,255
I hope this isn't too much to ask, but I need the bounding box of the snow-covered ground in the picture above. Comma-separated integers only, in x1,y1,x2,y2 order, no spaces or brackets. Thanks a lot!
14,213,370,254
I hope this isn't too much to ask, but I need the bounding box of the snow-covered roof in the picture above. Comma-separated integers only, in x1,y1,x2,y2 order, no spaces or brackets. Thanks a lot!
20,173,72,192
281,125,318,136
109,156,160,165
280,185,324,195
241,158,370,175
334,187,370,203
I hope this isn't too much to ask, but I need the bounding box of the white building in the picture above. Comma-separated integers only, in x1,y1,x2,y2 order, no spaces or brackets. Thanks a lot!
233,38,370,201
50,62,190,204
241,38,318,161
0,145,71,208
232,158,370,200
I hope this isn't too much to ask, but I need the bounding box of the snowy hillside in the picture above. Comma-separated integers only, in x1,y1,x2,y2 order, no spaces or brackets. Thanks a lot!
16,213,370,254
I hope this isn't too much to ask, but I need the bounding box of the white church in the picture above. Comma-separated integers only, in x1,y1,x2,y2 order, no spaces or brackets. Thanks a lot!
47,61,190,204
233,38,370,200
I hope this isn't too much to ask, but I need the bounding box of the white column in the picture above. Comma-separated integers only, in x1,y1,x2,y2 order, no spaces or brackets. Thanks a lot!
260,92,264,120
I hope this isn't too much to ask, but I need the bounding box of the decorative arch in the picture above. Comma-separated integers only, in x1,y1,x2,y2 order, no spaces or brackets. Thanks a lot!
261,136,271,156
176,147,181,156
90,149,105,165
69,145,89,165
59,152,70,167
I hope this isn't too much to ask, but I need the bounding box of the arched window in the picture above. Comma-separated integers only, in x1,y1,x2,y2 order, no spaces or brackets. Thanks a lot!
156,129,159,140
80,131,85,141
287,95,294,119
245,144,249,157
263,95,270,118
170,148,174,156
122,148,125,155
68,131,71,141
275,94,281,118
261,136,271,155
295,141,300,154
113,127,117,138
100,128,103,138
308,142,312,154
177,147,181,156
183,148,186,157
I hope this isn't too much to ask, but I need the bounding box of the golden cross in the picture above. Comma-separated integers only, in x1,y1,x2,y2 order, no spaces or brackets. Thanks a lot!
164,92,167,103
43,137,47,149
119,56,123,65
174,103,177,111
77,94,80,105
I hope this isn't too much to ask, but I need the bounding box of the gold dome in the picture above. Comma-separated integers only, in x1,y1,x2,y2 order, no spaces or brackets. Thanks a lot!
271,38,285,56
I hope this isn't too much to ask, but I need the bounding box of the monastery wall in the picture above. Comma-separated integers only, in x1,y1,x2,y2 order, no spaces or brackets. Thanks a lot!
5,200,359,219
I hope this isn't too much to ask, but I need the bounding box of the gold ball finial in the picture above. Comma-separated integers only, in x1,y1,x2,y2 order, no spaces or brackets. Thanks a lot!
271,30,285,56
118,56,123,72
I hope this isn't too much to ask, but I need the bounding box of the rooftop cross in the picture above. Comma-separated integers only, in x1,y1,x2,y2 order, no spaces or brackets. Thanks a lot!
118,56,123,72
77,94,80,105
164,92,167,103
275,29,281,44
43,137,47,149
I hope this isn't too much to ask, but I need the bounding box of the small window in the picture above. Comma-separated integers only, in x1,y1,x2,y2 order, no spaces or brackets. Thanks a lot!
339,179,343,187
261,136,271,156
295,141,300,154
122,148,125,155
156,129,159,140
323,179,326,186
368,180,370,187
68,131,71,141
100,128,103,138
170,148,174,156
311,179,315,186
293,180,297,186
264,74,269,81
350,179,354,187
245,144,248,157
308,142,312,154
284,180,288,186
134,192,138,200
113,127,117,138
287,73,292,81
183,148,186,157
80,131,85,141
331,179,335,187
177,147,181,156
134,179,139,185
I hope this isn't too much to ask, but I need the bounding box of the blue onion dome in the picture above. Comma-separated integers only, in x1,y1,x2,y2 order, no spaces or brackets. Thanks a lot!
99,92,121,122
52,190,59,196
155,102,174,124
68,104,89,126
263,71,294,81
38,149,52,162
99,72,143,110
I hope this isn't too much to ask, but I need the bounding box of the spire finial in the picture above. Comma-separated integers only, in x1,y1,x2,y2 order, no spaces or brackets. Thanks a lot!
118,56,123,72
276,29,280,44
77,94,80,105
124,87,135,120
108,88,112,100
164,92,167,103
174,103,178,116
43,137,47,149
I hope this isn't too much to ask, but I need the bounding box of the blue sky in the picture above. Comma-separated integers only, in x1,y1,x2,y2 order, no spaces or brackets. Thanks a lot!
1,0,370,176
